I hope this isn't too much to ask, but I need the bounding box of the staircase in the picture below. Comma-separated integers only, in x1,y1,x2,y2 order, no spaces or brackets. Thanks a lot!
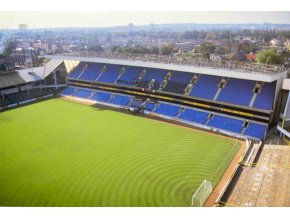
158,71,172,91
96,65,107,81
115,67,126,84
184,75,198,95
136,69,147,86
249,82,263,107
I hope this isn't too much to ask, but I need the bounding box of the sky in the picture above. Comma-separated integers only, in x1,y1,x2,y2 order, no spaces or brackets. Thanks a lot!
0,11,290,29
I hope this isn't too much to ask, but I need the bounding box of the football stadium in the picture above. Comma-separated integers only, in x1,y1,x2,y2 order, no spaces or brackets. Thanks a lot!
1,53,290,207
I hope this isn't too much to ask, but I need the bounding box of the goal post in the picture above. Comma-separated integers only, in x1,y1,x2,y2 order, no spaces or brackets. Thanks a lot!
191,179,213,207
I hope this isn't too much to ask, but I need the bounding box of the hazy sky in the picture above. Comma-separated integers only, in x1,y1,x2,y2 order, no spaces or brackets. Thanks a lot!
0,11,290,29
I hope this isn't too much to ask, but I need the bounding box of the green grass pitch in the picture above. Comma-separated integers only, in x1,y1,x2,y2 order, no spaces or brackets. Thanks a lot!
0,98,240,206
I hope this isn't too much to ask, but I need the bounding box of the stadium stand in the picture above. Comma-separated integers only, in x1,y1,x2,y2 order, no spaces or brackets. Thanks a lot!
97,64,121,83
207,115,244,133
116,67,141,86
253,82,276,110
143,101,156,111
68,62,86,79
189,75,221,99
243,123,267,139
108,94,131,106
78,63,104,81
178,108,209,124
89,91,111,102
61,59,281,140
71,89,92,98
217,79,255,106
61,86,268,139
153,102,180,117
163,71,193,94
138,68,168,90
62,86,75,95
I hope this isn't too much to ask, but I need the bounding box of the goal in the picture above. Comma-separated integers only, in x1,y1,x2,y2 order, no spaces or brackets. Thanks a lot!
191,179,212,207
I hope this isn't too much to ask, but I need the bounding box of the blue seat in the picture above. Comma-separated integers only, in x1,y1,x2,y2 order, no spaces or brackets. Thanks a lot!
164,71,193,94
69,63,86,78
178,108,209,124
253,82,276,110
71,89,92,98
207,115,243,133
89,91,111,102
217,79,255,106
109,94,131,106
244,123,267,139
138,68,168,89
190,75,221,99
153,103,180,117
143,102,156,111
116,67,141,86
62,87,75,95
78,63,104,81
97,64,121,83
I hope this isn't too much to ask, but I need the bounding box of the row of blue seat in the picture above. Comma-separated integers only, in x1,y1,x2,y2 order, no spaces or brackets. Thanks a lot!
151,101,266,139
63,87,132,107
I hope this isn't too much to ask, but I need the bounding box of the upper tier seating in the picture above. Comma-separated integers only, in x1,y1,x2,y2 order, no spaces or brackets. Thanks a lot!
69,63,86,78
153,103,180,117
79,63,104,81
97,64,121,83
189,75,221,99
108,94,131,106
89,91,111,102
138,69,168,89
163,71,193,94
207,115,243,133
178,108,209,124
253,82,276,110
217,79,255,106
244,123,267,139
116,67,141,86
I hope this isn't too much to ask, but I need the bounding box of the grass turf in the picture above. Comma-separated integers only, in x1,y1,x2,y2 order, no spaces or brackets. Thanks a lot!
0,98,240,206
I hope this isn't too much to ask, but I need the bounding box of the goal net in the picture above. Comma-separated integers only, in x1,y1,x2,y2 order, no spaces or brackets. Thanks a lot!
191,179,213,207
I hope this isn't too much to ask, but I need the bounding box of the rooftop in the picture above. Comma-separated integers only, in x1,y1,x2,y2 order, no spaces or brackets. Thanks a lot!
48,51,286,75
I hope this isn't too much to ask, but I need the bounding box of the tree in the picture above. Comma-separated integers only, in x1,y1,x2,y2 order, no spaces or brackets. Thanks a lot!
2,40,17,57
199,42,216,59
256,49,282,64
160,45,173,55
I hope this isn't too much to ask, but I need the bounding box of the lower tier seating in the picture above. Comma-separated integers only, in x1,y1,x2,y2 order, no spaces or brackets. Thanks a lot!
61,86,268,139
243,123,267,139
153,103,180,117
143,102,156,111
108,94,131,106
89,91,111,102
207,115,244,133
178,108,209,124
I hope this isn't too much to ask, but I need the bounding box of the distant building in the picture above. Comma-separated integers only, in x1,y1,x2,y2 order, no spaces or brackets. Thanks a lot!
245,53,257,62
173,42,194,51
223,42,249,53
210,53,222,62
